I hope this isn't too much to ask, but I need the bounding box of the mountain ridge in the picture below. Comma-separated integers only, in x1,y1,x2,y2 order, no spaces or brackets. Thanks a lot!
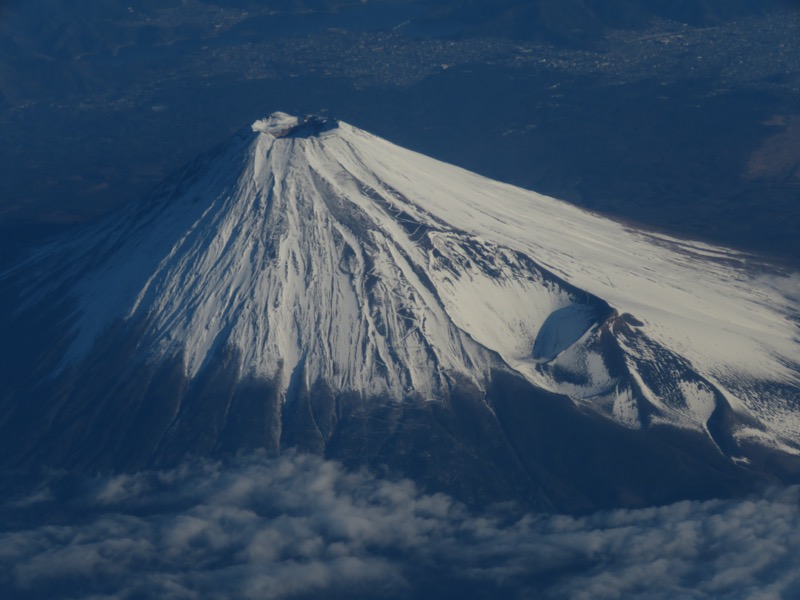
2,112,799,509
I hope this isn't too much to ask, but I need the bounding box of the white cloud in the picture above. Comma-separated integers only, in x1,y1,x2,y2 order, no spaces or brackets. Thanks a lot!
1,453,799,599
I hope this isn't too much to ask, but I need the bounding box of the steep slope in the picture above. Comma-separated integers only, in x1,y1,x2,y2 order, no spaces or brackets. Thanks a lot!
1,112,799,509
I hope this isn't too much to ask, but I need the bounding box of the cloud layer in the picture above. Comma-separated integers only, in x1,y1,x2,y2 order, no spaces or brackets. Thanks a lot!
1,453,799,599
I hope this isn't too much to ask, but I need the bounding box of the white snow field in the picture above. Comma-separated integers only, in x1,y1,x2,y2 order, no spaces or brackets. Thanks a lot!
19,113,800,454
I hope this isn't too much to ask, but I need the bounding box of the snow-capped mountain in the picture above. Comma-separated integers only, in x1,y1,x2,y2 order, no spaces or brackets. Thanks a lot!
2,112,799,510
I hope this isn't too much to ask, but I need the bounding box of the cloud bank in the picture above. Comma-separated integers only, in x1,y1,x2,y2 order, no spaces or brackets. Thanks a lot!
1,453,799,599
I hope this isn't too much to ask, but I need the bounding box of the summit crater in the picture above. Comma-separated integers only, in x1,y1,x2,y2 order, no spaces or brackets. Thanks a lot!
251,112,338,139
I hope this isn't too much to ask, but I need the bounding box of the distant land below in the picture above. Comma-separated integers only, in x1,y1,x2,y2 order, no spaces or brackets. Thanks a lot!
0,0,798,266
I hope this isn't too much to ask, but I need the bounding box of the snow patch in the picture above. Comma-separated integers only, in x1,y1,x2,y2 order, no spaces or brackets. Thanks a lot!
612,386,640,428
678,380,717,425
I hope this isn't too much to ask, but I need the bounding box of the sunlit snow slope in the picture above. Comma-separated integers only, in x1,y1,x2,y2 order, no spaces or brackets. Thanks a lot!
11,112,800,458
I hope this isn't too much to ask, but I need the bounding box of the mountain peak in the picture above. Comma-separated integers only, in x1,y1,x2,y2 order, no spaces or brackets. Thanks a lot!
3,113,800,480
251,111,337,139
